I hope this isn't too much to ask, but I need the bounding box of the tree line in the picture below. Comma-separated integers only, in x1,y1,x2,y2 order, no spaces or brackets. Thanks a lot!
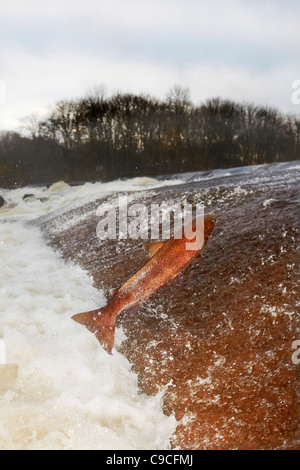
0,85,299,188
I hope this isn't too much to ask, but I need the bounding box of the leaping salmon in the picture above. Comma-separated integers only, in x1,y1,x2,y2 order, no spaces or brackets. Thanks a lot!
72,214,216,354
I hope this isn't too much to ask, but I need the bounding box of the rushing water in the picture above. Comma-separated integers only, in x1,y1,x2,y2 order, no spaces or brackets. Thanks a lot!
0,179,179,450
0,161,299,449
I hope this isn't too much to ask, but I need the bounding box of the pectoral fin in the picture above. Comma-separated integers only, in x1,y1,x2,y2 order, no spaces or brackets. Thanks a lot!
143,240,165,258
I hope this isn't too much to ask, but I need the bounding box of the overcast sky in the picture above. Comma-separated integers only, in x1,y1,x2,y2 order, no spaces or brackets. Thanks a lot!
1,0,299,130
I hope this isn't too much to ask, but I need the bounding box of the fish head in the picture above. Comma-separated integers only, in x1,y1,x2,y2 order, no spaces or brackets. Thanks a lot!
183,213,216,251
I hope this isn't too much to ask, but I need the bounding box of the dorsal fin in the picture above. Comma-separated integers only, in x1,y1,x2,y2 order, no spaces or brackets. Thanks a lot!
143,240,165,258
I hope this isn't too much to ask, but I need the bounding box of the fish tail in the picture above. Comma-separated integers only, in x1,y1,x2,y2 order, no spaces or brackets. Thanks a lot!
72,305,117,355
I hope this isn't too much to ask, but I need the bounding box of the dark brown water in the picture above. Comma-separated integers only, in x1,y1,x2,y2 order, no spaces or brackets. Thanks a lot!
37,164,300,449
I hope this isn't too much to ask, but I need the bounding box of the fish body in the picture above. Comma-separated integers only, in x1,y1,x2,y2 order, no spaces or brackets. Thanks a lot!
72,214,216,354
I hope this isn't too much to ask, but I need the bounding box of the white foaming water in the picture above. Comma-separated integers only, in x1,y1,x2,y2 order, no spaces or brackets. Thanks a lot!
162,160,300,183
0,178,178,450
0,176,183,223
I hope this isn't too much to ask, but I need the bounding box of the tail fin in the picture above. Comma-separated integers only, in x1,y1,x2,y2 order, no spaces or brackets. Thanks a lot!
72,306,116,355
